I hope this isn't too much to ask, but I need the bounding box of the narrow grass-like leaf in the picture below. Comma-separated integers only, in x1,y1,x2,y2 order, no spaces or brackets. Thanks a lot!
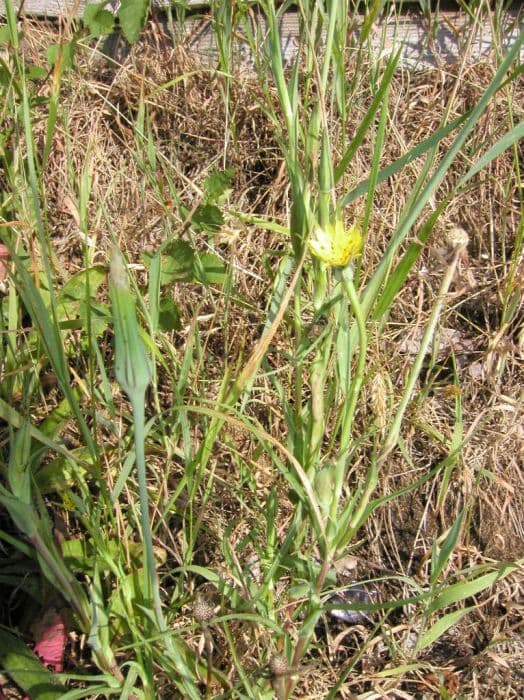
360,32,523,320
360,74,390,255
335,51,399,183
428,564,517,615
8,421,31,503
457,120,524,188
431,509,465,586
339,116,466,208
43,42,70,168
436,369,463,510
371,201,446,321
416,607,473,652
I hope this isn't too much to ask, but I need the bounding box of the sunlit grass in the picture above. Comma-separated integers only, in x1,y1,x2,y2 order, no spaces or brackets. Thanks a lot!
0,0,522,698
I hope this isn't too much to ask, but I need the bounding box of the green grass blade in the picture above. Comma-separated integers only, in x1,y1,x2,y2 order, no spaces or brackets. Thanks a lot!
360,31,523,320
431,510,465,586
334,50,399,183
428,564,518,615
416,607,473,652
339,114,466,208
457,119,524,188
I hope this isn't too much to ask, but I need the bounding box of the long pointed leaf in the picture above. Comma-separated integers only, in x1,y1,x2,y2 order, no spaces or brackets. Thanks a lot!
335,50,400,183
416,607,473,652
360,31,523,320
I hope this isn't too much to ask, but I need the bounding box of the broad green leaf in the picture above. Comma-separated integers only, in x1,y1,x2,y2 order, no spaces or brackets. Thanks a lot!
203,168,235,203
288,583,312,599
34,457,78,494
46,42,76,69
38,391,78,440
191,203,224,233
143,239,195,285
77,300,110,339
416,607,473,651
158,295,182,331
26,65,48,81
83,3,116,37
194,252,227,285
34,446,92,494
0,629,66,699
57,267,109,337
59,265,106,302
117,0,149,44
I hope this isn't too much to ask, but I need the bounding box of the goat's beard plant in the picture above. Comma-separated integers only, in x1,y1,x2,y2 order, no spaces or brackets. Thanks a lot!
210,1,523,695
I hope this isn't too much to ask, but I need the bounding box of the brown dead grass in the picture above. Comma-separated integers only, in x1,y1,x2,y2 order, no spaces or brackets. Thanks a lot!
6,14,524,699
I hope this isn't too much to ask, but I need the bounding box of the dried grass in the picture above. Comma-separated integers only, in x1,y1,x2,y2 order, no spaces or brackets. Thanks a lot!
9,15,524,698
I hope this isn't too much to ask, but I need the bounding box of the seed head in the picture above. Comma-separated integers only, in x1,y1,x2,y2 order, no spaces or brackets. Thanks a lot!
193,596,214,624
445,226,469,252
269,653,289,678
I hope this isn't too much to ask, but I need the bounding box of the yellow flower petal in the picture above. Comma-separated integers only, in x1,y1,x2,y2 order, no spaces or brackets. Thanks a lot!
309,220,362,267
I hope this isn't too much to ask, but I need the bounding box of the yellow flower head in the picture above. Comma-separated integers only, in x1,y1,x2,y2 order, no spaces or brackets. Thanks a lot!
309,219,362,267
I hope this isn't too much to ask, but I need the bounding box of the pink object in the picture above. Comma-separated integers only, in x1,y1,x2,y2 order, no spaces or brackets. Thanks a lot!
0,244,9,282
32,608,67,672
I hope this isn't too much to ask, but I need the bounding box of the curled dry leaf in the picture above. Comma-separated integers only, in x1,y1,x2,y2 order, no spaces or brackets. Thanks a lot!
31,608,68,672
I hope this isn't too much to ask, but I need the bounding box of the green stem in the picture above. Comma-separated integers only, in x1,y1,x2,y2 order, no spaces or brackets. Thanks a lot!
379,247,464,465
131,394,164,629
338,268,367,461
30,531,90,630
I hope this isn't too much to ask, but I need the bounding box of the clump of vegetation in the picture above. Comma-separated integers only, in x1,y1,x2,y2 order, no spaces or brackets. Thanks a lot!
0,0,522,697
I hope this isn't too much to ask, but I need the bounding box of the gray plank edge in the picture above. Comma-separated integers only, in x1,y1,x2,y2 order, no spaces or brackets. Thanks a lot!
2,3,523,69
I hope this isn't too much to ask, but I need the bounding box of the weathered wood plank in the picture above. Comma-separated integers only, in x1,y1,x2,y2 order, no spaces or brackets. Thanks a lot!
164,10,524,70
4,0,206,15
2,1,523,69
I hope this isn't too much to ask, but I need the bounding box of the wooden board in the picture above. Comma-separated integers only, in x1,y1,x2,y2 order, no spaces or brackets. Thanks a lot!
167,10,524,70
2,2,523,69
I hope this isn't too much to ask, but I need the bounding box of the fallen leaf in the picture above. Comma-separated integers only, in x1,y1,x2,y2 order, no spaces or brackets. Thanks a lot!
31,608,67,673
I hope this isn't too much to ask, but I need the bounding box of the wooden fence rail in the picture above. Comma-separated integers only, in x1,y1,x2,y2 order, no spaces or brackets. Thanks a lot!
1,2,523,69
